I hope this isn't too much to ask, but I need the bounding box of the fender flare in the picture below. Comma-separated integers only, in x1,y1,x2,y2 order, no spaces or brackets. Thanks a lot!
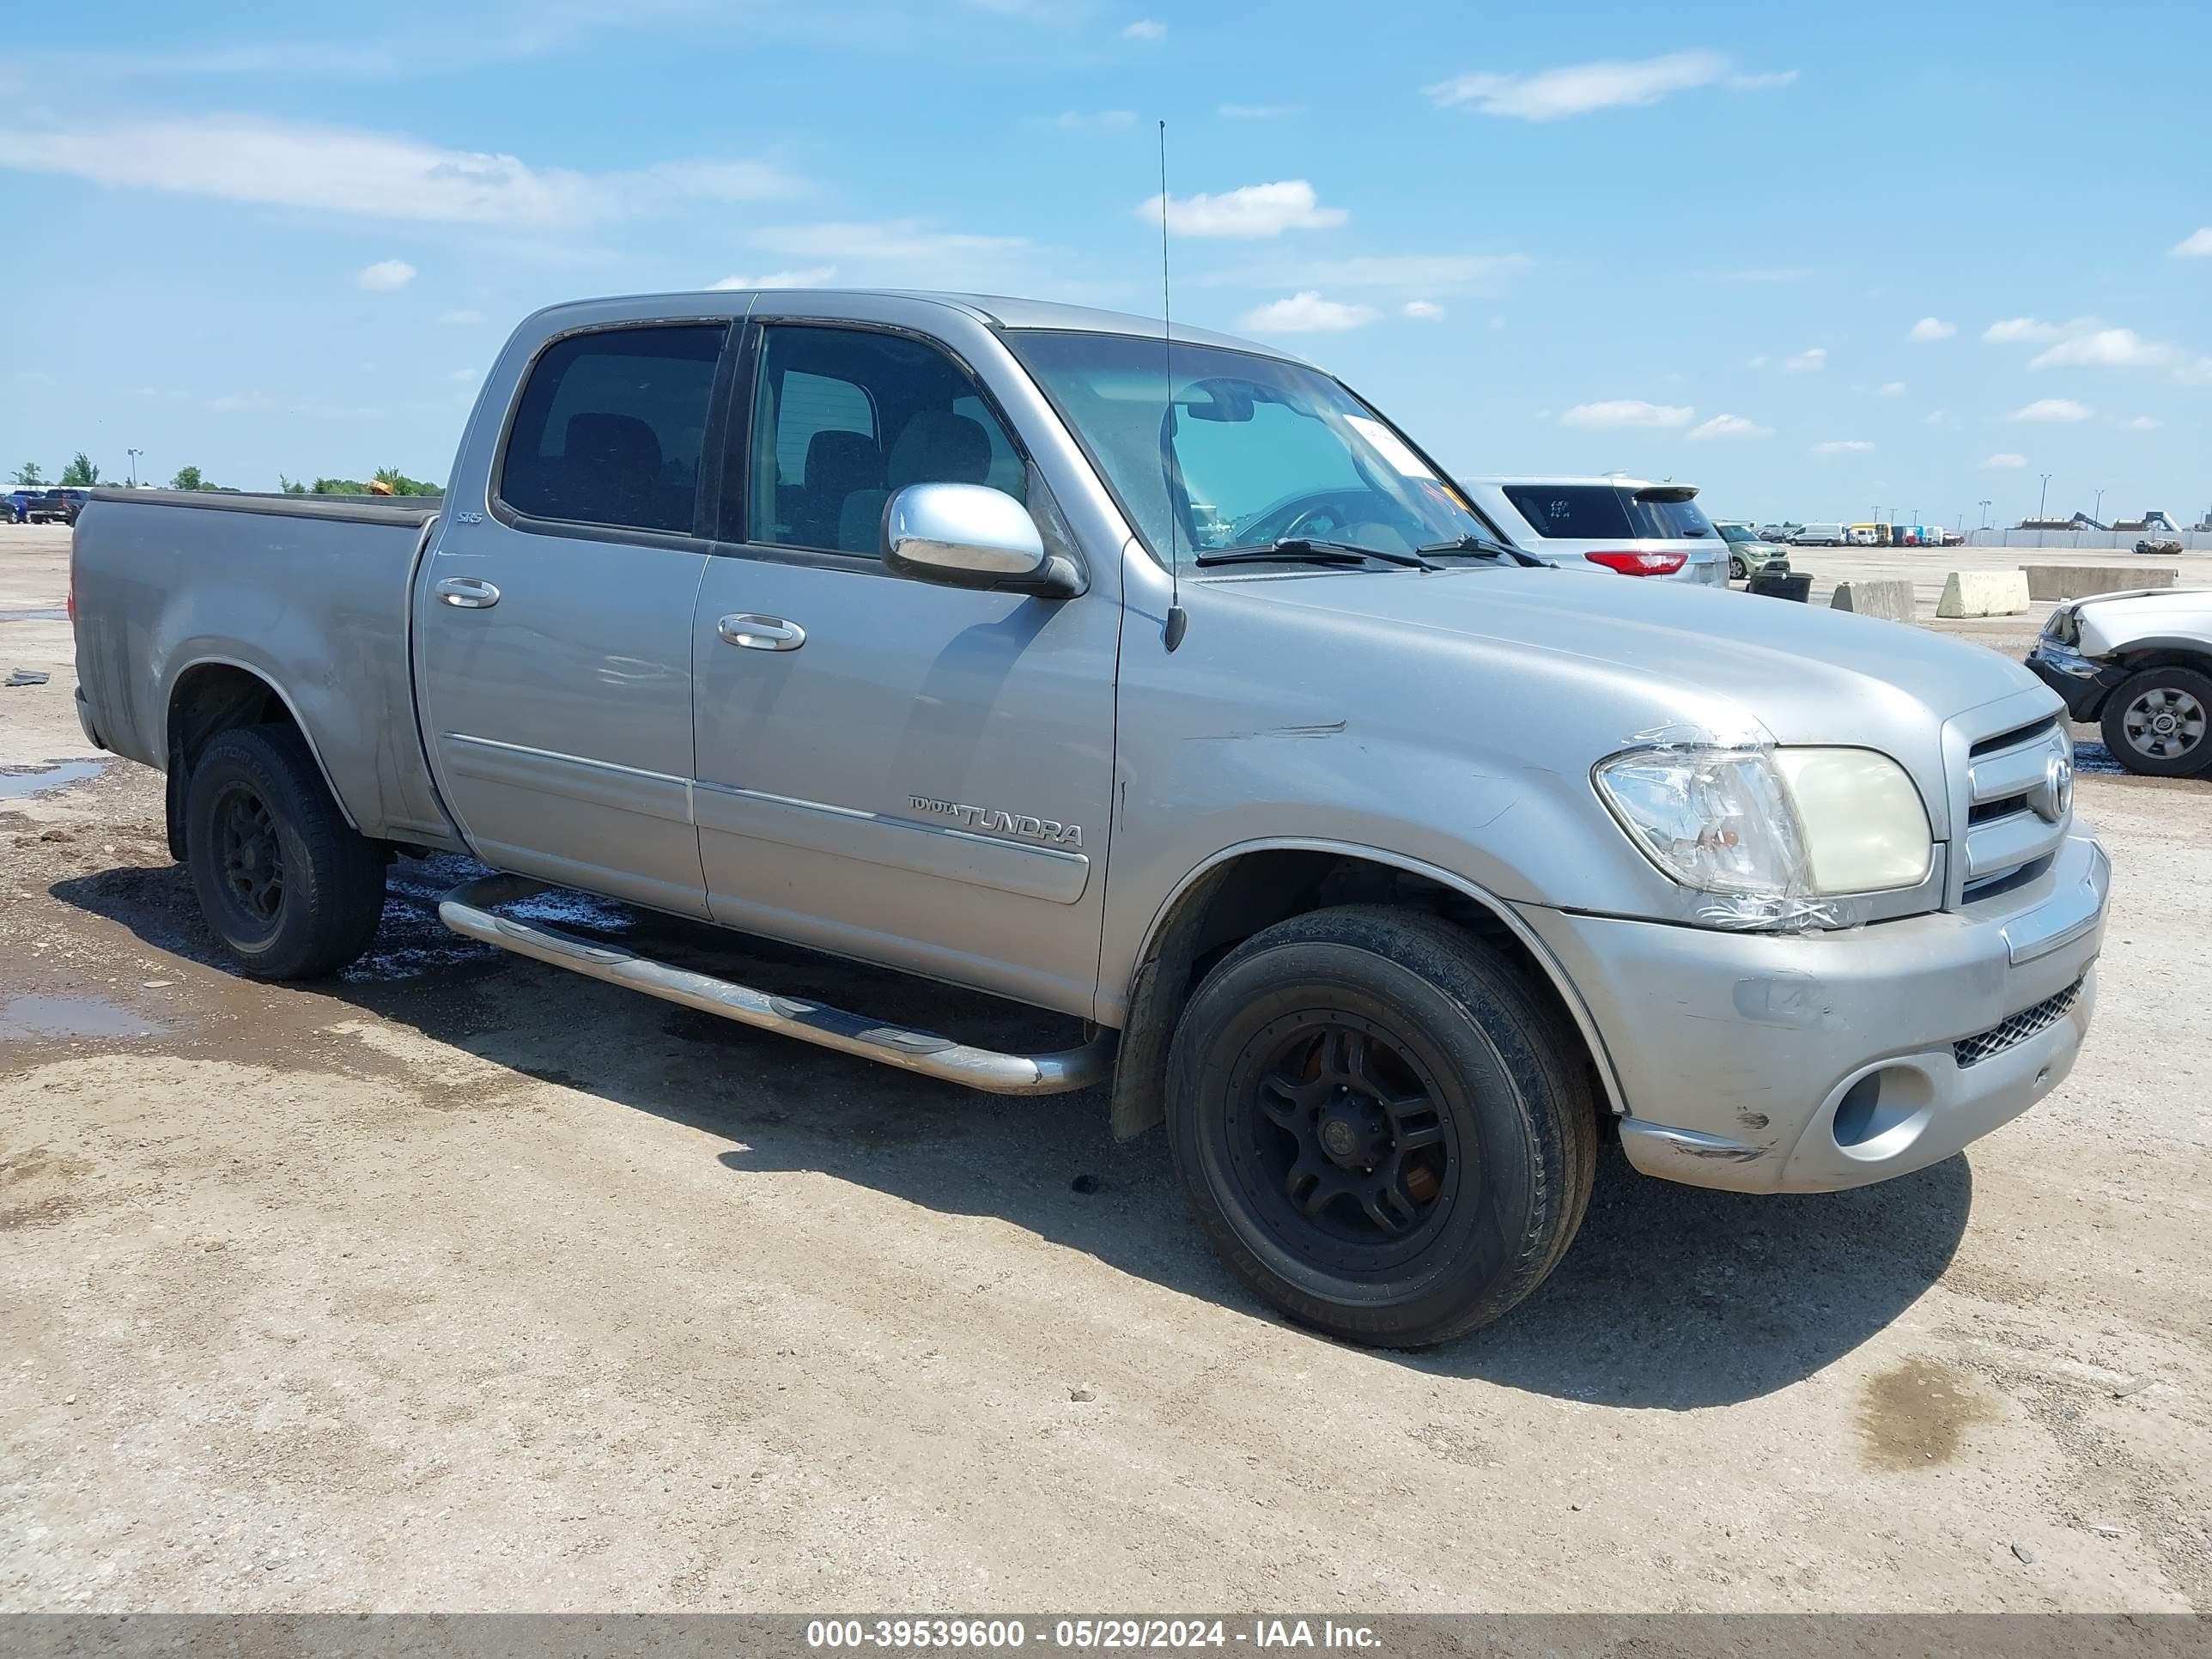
160,653,362,831
1120,836,1628,1121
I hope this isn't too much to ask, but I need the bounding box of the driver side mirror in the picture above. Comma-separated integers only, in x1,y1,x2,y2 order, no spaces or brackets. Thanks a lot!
883,483,1084,599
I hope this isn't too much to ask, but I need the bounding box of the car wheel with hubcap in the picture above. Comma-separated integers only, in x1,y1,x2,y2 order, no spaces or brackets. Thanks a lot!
1729,555,1748,581
1167,905,1596,1348
185,723,389,978
2100,665,2212,777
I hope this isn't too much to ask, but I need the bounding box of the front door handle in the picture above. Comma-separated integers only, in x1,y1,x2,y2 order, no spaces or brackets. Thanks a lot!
435,576,501,610
718,613,806,652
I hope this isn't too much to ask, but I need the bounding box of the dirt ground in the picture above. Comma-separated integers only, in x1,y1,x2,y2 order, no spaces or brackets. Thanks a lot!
3,521,2208,1613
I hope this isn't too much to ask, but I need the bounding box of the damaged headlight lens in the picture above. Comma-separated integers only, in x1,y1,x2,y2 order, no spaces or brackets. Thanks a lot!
1594,745,1932,912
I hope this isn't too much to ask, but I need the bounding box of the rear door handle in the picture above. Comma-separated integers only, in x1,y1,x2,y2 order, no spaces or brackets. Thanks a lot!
718,613,806,652
435,576,501,610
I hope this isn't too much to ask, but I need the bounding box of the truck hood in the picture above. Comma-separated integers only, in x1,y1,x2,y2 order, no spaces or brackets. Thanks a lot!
2070,586,2212,657
1223,563,2057,837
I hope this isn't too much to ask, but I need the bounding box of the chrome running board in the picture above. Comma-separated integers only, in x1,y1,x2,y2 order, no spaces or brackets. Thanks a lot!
437,873,1115,1097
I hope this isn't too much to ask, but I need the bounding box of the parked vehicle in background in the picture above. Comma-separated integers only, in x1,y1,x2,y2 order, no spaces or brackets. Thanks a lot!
2029,587,2212,777
40,488,89,526
1846,524,1884,547
71,287,2108,1348
1758,522,1802,544
1942,530,1969,547
1791,523,1847,546
1716,520,1790,583
1463,476,1728,586
2136,537,2184,557
6,489,31,524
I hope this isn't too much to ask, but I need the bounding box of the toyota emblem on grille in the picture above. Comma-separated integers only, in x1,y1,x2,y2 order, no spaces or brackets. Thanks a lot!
2035,752,2075,823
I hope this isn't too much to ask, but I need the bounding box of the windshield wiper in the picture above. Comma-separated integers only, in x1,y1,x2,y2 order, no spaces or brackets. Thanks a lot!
1194,537,1438,571
1414,533,1547,568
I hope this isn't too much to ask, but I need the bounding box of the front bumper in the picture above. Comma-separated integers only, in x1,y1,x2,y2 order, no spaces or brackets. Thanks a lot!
2026,639,2127,722
1515,831,2110,1194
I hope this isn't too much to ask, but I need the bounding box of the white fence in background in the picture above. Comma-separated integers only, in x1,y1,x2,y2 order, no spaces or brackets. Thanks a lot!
1962,528,2212,551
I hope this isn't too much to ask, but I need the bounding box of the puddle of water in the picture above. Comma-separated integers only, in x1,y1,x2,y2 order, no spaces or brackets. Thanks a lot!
0,607,69,622
0,994,167,1042
0,759,108,800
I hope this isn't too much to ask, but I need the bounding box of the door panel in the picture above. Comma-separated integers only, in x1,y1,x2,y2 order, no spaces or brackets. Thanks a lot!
690,559,1116,1014
412,321,723,917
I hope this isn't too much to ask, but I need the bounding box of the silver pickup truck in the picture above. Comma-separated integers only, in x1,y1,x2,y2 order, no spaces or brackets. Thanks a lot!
70,289,2110,1347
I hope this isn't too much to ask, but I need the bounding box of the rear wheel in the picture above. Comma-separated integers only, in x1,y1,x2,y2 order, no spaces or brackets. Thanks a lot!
185,724,388,978
2100,665,2212,777
1729,555,1748,581
1166,906,1596,1348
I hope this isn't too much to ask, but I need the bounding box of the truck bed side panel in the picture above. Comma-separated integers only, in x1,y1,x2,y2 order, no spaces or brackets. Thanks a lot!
71,493,461,846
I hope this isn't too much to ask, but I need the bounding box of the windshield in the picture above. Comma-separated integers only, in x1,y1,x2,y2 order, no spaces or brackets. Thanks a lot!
1006,330,1492,568
1718,522,1756,544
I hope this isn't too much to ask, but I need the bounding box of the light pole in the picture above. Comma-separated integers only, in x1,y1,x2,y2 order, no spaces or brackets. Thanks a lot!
1978,498,1992,528
2038,472,2053,520
126,447,143,488
2094,488,2104,525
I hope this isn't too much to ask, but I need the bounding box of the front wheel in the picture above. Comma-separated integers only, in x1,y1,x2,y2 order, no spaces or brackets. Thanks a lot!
1166,906,1597,1348
2100,665,2212,777
184,724,389,978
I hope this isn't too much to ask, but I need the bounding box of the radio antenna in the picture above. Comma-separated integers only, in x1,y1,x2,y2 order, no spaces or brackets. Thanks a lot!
1158,118,1188,653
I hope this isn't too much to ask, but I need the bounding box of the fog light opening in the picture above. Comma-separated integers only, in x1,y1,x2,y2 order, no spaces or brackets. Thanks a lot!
1829,1065,1935,1161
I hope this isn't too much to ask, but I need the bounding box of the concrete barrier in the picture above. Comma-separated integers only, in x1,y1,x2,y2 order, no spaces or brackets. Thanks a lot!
1936,570,2032,619
1829,579,1917,622
2022,564,2180,601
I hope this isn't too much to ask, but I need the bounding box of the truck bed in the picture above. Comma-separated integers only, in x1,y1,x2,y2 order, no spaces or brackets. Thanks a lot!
71,489,460,847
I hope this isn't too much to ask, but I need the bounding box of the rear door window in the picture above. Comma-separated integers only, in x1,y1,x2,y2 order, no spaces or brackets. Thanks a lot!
1501,485,1634,540
500,324,725,536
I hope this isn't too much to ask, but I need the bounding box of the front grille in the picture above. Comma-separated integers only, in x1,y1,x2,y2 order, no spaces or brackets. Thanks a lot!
1954,976,2085,1068
1958,715,2069,896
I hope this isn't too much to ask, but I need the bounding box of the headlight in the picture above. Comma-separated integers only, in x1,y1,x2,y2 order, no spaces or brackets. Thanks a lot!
1594,744,1932,923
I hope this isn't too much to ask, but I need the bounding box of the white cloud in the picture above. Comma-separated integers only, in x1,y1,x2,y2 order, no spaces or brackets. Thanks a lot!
1044,109,1136,132
1746,355,1768,369
1559,399,1695,429
1983,316,2063,343
1237,292,1376,334
710,266,838,289
2009,398,2091,423
1983,453,2027,469
748,221,1026,286
356,258,414,291
2121,414,2162,430
2171,227,2212,258
0,113,800,227
1908,316,1955,342
450,368,477,382
1401,300,1445,321
1877,381,1906,397
1687,413,1772,441
1425,49,1786,120
2028,327,2177,371
435,308,483,325
1218,103,1301,119
1121,19,1165,40
1138,179,1346,239
1782,347,1826,372
1811,439,1874,455
1920,409,1960,428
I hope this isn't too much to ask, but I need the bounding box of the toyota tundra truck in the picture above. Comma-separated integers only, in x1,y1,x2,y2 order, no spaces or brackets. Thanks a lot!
68,289,2111,1347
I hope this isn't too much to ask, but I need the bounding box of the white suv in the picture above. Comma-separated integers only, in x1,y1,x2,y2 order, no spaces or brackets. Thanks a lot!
1466,477,1729,586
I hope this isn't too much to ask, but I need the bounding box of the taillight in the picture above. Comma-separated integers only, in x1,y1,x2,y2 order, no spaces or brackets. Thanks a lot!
1586,550,1687,576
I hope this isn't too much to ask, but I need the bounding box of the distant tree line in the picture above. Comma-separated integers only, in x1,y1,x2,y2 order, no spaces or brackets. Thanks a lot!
11,459,441,496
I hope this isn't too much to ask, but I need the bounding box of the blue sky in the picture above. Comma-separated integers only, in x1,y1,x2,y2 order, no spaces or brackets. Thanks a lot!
3,0,2207,526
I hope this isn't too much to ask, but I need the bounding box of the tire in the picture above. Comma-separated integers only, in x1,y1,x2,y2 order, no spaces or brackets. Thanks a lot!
1166,905,1597,1348
184,724,388,978
1729,555,1748,581
2100,665,2212,778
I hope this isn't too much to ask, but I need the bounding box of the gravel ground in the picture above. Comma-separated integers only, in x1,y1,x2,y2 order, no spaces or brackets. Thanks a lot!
3,522,2208,1613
